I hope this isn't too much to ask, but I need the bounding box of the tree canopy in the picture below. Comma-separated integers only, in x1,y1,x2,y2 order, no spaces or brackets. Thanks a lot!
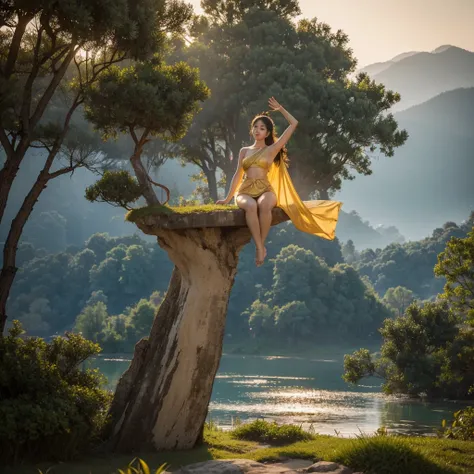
84,59,209,205
174,4,407,201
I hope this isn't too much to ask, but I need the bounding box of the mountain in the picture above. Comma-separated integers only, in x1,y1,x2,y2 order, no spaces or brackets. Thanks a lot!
335,87,474,240
336,210,405,250
359,51,419,77
361,45,474,111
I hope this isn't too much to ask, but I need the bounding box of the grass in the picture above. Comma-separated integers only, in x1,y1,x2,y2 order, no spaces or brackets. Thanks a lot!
5,423,474,474
126,204,239,222
231,419,314,445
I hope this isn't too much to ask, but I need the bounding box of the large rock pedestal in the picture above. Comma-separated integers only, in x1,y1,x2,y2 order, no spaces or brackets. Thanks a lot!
108,207,290,452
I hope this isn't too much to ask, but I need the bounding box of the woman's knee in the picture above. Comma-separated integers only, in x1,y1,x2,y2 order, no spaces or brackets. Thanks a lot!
258,194,276,212
237,196,257,212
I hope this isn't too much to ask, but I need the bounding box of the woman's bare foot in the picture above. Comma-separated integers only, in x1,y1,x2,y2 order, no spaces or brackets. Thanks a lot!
255,246,267,266
256,246,266,267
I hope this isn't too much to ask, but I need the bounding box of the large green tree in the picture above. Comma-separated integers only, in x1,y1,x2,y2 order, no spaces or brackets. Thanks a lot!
84,59,209,205
343,301,474,399
0,0,192,332
382,286,415,317
178,3,406,201
173,2,302,199
244,244,391,343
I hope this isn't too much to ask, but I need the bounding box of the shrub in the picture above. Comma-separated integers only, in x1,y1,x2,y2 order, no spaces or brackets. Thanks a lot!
231,419,313,445
332,436,453,474
440,407,474,441
85,170,143,209
0,321,112,464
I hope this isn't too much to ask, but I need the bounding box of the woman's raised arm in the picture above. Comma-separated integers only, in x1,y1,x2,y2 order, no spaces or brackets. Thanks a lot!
268,97,298,154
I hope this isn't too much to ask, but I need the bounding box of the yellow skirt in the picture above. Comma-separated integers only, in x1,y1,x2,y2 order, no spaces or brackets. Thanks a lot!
237,177,275,199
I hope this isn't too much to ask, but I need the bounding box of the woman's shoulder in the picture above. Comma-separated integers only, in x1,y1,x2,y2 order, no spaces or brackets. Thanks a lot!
239,146,251,158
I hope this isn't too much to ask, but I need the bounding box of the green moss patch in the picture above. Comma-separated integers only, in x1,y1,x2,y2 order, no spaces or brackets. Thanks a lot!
126,204,239,222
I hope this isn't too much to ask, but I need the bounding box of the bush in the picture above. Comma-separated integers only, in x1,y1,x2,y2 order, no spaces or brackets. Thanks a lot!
440,407,474,441
332,436,453,474
85,170,143,209
0,321,112,464
231,419,313,445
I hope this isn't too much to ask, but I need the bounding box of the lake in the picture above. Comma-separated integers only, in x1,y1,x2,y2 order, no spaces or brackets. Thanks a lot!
92,351,467,438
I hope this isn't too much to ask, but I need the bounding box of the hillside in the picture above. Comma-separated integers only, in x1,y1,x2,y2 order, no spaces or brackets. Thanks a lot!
335,88,474,240
362,45,474,111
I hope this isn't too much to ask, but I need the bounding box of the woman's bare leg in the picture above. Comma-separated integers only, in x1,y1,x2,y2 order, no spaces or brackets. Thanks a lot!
257,192,277,261
236,194,265,266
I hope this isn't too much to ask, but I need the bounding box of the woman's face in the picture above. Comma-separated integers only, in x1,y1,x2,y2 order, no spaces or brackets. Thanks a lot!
252,119,269,141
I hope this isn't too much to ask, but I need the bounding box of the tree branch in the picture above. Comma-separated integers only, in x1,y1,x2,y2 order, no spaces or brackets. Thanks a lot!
0,128,14,158
29,44,81,131
3,14,33,78
20,25,45,132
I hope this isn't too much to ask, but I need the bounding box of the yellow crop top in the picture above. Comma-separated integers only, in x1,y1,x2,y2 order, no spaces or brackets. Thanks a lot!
242,148,270,171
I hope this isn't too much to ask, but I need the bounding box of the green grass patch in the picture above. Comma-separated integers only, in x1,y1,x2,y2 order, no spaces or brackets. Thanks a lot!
126,204,239,222
248,435,474,474
331,436,455,474
231,420,314,445
6,428,474,474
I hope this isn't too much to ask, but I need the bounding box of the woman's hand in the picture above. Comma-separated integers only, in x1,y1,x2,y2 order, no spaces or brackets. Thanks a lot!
268,96,282,111
216,199,228,205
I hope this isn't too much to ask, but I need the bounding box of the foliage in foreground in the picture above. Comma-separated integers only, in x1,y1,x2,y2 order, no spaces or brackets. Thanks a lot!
332,436,454,474
440,407,474,441
0,322,111,464
116,458,168,474
231,419,314,445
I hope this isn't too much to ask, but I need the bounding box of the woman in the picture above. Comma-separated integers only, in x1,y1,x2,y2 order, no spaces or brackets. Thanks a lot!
217,97,342,266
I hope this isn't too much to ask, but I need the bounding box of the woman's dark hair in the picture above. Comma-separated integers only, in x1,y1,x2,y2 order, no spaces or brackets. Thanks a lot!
250,113,289,166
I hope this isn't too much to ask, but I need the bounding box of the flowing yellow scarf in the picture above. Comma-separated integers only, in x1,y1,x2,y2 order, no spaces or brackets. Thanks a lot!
235,159,342,241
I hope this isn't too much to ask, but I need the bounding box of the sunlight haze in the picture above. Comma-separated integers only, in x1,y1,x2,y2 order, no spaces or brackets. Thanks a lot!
189,0,474,66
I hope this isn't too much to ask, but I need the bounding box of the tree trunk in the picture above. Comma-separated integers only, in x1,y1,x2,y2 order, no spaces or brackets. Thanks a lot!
130,148,159,206
203,168,218,202
0,168,50,333
0,156,22,228
108,225,252,452
0,141,30,226
224,147,239,195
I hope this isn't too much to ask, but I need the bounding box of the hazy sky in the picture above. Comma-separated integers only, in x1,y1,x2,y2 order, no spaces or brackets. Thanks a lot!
188,0,474,67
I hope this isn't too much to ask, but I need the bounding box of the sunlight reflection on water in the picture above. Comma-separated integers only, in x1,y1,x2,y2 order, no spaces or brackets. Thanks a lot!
93,353,467,438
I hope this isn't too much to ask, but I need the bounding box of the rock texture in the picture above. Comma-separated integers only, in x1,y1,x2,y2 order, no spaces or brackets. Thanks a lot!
108,207,291,452
169,459,362,474
135,206,291,231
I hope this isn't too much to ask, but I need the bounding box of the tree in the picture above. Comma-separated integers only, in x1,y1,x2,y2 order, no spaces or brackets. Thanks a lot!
383,286,415,316
174,2,302,198
246,300,274,337
74,302,108,341
435,227,474,324
343,301,474,399
182,6,407,201
84,60,209,206
275,300,311,340
129,299,157,336
0,0,193,332
241,244,391,344
355,216,471,299
342,239,358,264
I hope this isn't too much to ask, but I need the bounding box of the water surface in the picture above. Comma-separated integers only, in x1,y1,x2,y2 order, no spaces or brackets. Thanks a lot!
93,352,466,437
